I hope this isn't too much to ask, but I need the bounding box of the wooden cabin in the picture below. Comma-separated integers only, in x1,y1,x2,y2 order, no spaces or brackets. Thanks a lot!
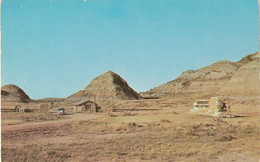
73,101,100,113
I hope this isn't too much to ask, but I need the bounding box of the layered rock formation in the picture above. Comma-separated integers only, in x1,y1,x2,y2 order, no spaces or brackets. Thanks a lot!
144,52,260,98
1,84,31,103
224,53,260,96
67,71,141,102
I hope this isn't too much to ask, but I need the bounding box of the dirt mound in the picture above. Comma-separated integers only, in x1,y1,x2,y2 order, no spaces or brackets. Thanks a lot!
67,71,141,102
1,84,31,103
144,52,260,98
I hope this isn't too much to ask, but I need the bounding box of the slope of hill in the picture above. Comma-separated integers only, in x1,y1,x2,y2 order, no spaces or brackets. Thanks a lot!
66,71,141,102
223,53,260,96
35,98,65,103
143,52,259,98
1,84,31,103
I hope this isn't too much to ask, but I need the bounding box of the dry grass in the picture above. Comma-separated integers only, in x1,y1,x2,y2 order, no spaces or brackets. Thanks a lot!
1,112,67,125
107,113,118,117
2,102,260,161
3,117,259,161
122,111,138,116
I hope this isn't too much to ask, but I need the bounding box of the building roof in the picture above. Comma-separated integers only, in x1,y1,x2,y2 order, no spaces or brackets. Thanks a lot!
73,100,96,106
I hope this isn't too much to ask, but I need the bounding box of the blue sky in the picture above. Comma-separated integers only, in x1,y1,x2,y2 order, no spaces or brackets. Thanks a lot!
2,0,259,99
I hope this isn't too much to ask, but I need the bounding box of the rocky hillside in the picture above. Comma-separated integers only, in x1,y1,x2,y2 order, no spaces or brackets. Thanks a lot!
1,84,31,103
224,53,260,96
66,71,141,102
143,52,260,98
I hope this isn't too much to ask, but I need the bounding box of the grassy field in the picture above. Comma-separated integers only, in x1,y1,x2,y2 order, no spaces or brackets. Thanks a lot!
1,112,68,126
1,100,260,161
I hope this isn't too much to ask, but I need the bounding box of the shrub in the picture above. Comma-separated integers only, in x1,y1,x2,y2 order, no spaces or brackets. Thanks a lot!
108,113,118,117
160,119,171,123
128,122,138,128
185,130,196,136
218,135,235,142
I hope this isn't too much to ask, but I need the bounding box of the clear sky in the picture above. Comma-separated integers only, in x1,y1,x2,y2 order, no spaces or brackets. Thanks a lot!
2,0,259,99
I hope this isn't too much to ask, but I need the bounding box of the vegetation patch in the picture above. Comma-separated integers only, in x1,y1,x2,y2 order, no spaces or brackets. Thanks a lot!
2,112,67,125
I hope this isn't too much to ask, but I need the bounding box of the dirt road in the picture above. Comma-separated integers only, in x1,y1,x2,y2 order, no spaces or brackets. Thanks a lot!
1,113,104,133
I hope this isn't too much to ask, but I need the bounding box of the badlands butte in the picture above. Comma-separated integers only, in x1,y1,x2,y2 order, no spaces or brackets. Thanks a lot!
2,52,259,108
1,52,260,162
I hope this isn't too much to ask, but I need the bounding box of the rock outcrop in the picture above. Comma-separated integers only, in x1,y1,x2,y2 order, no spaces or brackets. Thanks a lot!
67,71,141,102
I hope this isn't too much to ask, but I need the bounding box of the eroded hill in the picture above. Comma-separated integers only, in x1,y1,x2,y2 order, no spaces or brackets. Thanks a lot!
66,71,141,103
1,84,31,103
143,52,260,98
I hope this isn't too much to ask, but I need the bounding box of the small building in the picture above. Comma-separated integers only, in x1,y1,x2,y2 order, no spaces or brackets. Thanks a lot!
73,101,100,113
15,105,33,113
57,108,65,115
